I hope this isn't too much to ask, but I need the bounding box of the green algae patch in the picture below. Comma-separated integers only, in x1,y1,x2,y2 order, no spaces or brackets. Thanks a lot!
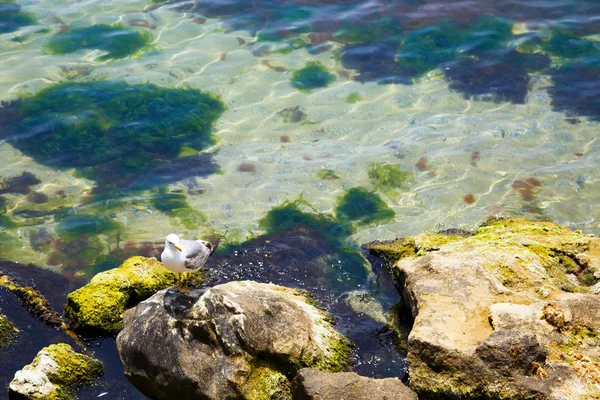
256,195,369,286
44,24,152,60
346,91,364,104
290,61,336,92
368,163,412,192
541,30,598,60
64,256,177,335
395,22,463,79
464,17,514,53
0,311,18,347
316,169,340,180
12,195,74,219
334,17,402,45
56,215,122,241
8,343,102,400
259,194,351,242
334,187,395,226
151,189,206,230
7,81,225,190
0,0,36,34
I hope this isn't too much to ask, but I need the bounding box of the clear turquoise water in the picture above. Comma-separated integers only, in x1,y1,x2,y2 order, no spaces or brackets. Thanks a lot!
2,0,600,397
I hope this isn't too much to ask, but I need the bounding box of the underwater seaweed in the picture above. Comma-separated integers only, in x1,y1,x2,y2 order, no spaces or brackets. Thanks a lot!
259,194,351,241
368,163,412,192
335,187,395,226
5,81,226,190
44,24,152,61
0,1,36,34
150,189,206,230
290,61,336,92
549,61,600,121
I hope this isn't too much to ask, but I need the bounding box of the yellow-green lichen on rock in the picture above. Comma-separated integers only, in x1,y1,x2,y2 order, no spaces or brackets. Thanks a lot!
368,218,600,297
0,275,63,327
366,218,600,399
0,310,18,347
8,343,103,400
64,256,177,335
243,364,291,400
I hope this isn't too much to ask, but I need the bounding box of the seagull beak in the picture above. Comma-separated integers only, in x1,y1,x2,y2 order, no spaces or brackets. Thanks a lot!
174,245,182,252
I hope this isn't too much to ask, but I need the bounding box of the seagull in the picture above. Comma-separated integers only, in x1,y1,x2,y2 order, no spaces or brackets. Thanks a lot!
161,233,221,292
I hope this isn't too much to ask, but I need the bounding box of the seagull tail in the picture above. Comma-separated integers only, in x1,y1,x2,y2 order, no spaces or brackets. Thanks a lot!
210,236,221,255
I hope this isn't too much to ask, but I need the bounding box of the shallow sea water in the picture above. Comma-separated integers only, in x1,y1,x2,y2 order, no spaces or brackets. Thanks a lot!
1,0,600,397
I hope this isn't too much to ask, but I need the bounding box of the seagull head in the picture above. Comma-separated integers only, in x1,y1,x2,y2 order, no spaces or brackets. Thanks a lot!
165,233,182,252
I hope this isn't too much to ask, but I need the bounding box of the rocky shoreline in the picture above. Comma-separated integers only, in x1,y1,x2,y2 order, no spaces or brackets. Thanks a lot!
1,218,599,399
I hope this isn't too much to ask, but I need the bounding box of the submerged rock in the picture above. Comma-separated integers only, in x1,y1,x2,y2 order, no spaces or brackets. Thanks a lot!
0,172,41,195
291,368,417,400
0,311,18,347
8,343,103,400
64,256,176,336
366,218,600,399
116,281,351,400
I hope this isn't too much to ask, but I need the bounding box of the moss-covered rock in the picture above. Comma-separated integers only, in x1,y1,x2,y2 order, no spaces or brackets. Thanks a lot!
8,343,103,400
366,218,600,399
0,311,18,347
64,256,177,335
0,275,63,327
243,364,291,400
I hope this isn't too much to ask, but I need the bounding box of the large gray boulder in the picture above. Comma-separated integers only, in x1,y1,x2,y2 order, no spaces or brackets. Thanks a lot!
116,281,351,400
291,368,417,400
367,218,600,399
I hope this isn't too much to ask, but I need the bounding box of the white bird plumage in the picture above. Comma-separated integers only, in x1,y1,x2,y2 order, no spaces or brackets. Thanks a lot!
161,233,221,291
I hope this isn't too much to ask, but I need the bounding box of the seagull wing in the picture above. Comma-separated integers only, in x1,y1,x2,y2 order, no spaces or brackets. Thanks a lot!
181,239,212,270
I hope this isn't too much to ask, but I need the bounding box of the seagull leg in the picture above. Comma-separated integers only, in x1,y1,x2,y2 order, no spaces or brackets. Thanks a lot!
180,272,190,293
